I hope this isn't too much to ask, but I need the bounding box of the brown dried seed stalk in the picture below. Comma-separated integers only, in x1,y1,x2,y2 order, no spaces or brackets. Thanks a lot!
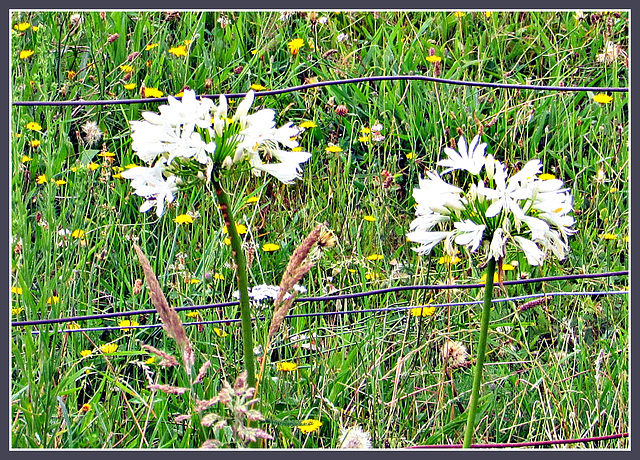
268,224,323,339
133,243,194,374
517,296,548,312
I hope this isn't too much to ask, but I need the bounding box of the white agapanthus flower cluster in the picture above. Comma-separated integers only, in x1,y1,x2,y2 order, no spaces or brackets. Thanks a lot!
121,89,311,216
407,135,576,266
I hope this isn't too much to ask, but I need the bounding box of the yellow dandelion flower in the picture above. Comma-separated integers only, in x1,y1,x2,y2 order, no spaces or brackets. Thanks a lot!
367,254,384,261
124,82,137,90
222,223,248,235
145,43,159,51
12,308,25,315
168,45,188,57
213,272,225,280
213,327,228,337
12,286,23,295
358,135,370,143
188,278,201,284
144,87,164,98
80,349,92,357
502,263,516,271
297,419,322,434
21,155,32,163
67,70,76,79
454,12,466,18
15,22,31,31
29,139,41,148
185,311,199,318
98,151,115,157
145,356,156,365
119,64,134,73
485,11,493,18
26,122,42,131
99,343,118,354
287,38,305,55
31,25,39,31
87,162,99,171
67,322,81,330
426,55,442,63
71,229,85,239
363,215,376,222
480,273,499,284
292,146,304,152
538,173,556,180
365,272,380,280
406,152,416,159
410,306,436,317
438,254,461,265
118,319,139,331
251,49,258,55
246,196,259,204
174,214,194,225
299,121,317,129
593,93,613,104
70,166,79,172
600,233,617,240
223,237,232,246
125,163,138,169
36,174,47,184
276,361,298,372
262,243,281,252
46,296,60,305
326,145,343,153
80,403,92,412
19,49,35,59
250,83,266,91
54,179,67,185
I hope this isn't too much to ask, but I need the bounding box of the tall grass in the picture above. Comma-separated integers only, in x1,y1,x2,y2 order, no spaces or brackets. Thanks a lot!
11,11,628,448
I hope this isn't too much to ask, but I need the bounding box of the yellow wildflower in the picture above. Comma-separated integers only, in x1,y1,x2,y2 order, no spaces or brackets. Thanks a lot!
276,362,298,372
124,83,137,90
367,254,384,261
246,196,259,204
174,214,194,225
262,243,281,252
12,286,23,295
426,55,442,63
30,139,41,148
26,122,42,131
358,135,370,143
80,403,92,412
36,174,47,184
213,327,228,337
454,12,466,17
71,229,85,239
21,155,32,162
54,179,67,185
80,349,92,357
118,319,139,331
297,419,322,434
99,343,118,354
19,49,35,59
600,233,617,240
222,223,248,235
538,173,556,180
46,296,60,305
363,215,376,222
250,83,266,91
12,308,25,315
98,151,115,157
15,22,31,31
287,38,305,55
119,64,134,72
144,87,164,98
438,254,461,265
145,43,159,51
168,45,188,56
145,357,156,365
593,93,613,104
67,70,76,79
410,306,436,317
325,145,343,153
299,121,317,129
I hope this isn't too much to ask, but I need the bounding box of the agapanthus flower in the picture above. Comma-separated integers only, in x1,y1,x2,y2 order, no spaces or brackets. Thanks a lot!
122,89,311,216
407,135,576,266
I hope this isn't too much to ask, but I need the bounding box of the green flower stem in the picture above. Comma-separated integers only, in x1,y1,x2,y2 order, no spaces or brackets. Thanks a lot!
462,256,496,449
212,177,256,390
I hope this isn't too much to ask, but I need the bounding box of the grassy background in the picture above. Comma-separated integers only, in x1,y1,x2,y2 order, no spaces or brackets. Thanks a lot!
11,11,628,448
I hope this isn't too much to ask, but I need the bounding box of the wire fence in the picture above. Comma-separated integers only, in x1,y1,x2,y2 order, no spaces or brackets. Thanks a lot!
12,270,628,334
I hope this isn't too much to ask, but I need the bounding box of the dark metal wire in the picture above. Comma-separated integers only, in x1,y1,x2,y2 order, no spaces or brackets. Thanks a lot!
11,74,628,107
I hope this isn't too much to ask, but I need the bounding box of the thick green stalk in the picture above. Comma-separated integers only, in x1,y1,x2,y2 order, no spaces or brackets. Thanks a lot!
211,178,256,389
462,257,496,448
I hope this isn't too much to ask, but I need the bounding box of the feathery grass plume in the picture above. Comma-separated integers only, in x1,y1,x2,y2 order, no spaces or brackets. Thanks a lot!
140,343,179,367
268,223,324,339
338,425,373,448
147,384,190,395
133,243,195,375
517,296,549,312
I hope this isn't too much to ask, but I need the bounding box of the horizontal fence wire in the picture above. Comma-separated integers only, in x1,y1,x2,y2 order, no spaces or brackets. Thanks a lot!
11,74,629,107
409,432,628,449
12,270,628,334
